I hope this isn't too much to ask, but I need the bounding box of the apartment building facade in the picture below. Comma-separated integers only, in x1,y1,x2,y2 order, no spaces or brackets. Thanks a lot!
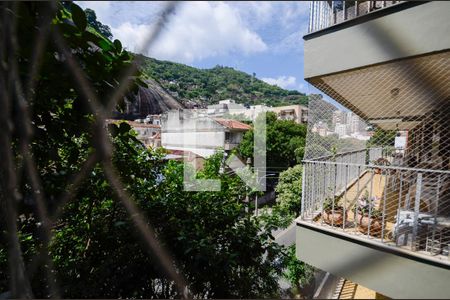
206,99,308,124
298,1,450,298
161,110,251,158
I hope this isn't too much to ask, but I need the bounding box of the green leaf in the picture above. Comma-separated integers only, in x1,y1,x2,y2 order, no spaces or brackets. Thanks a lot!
113,39,122,53
71,3,87,32
98,39,113,52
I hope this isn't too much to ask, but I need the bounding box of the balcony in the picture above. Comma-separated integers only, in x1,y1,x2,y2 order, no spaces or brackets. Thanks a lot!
304,1,450,79
300,2,450,297
301,148,450,259
297,148,450,298
308,1,406,34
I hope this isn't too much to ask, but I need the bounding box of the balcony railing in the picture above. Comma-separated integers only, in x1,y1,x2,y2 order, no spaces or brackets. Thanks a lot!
301,149,450,263
308,1,405,33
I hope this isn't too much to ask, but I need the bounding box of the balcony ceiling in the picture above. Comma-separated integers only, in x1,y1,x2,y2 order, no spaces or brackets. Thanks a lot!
309,51,450,130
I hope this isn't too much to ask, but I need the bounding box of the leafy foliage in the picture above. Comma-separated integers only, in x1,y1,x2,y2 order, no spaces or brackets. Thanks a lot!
140,56,309,107
238,112,307,170
0,3,297,298
283,246,315,292
305,132,367,159
367,128,396,148
272,165,303,228
84,8,113,39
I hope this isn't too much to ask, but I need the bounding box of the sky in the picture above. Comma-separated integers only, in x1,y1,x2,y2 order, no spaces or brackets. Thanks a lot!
77,1,328,97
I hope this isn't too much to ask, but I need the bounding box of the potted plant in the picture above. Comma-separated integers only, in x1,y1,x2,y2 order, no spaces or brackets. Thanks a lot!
354,191,383,237
372,157,390,174
322,196,347,227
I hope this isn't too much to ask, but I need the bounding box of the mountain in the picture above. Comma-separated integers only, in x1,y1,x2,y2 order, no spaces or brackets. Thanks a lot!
138,55,309,109
78,4,308,116
120,78,183,119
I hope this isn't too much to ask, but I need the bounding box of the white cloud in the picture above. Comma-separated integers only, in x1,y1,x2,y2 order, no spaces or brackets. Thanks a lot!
110,2,267,64
77,1,165,28
261,76,297,89
77,1,311,63
231,2,309,31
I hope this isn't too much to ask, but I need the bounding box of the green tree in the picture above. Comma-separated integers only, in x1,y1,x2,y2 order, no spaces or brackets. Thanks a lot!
283,246,315,297
139,56,309,107
85,8,113,39
367,128,396,148
239,112,307,170
272,165,303,228
0,3,289,298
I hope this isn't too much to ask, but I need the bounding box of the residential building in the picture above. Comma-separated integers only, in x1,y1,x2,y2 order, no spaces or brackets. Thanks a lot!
312,121,331,137
161,110,251,159
206,99,245,116
270,104,309,123
206,99,309,124
106,119,161,149
298,1,450,299
334,123,348,138
143,114,161,125
332,110,347,126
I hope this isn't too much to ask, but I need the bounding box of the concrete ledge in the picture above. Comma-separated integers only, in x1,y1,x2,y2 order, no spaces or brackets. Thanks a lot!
304,1,450,78
296,222,450,299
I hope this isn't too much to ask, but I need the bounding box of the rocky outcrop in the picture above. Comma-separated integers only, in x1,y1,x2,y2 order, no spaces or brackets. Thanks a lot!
120,79,183,119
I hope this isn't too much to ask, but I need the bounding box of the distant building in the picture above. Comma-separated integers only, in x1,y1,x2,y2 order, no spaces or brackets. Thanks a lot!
334,123,348,137
206,99,246,116
161,110,251,158
312,121,330,137
269,105,309,124
126,120,161,148
332,110,347,126
105,119,161,148
331,109,369,139
206,99,308,124
145,114,161,125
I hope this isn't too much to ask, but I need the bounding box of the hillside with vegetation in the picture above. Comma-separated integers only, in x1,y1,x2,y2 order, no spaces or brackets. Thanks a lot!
139,55,309,108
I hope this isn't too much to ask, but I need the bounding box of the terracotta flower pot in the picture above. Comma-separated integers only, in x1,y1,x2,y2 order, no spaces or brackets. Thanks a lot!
355,211,383,237
322,208,347,226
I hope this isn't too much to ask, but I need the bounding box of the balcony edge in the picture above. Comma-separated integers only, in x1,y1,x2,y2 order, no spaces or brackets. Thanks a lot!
296,218,450,269
303,1,426,41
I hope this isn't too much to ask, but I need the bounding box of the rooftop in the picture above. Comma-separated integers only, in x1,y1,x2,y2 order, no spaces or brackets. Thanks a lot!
125,120,161,129
213,118,252,131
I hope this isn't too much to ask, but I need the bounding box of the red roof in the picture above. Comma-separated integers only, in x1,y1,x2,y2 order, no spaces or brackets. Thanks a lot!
214,118,252,131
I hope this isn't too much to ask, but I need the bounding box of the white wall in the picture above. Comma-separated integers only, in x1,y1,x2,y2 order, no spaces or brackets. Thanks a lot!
161,110,226,158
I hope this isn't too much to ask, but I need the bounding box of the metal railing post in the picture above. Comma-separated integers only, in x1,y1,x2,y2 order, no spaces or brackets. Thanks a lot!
381,170,388,243
332,163,337,227
430,174,441,254
343,164,348,231
301,162,307,218
343,0,347,20
395,172,403,245
354,165,361,231
368,169,374,238
412,172,423,251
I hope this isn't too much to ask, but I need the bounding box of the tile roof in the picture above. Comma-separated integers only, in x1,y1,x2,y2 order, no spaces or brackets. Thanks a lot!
213,118,252,130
